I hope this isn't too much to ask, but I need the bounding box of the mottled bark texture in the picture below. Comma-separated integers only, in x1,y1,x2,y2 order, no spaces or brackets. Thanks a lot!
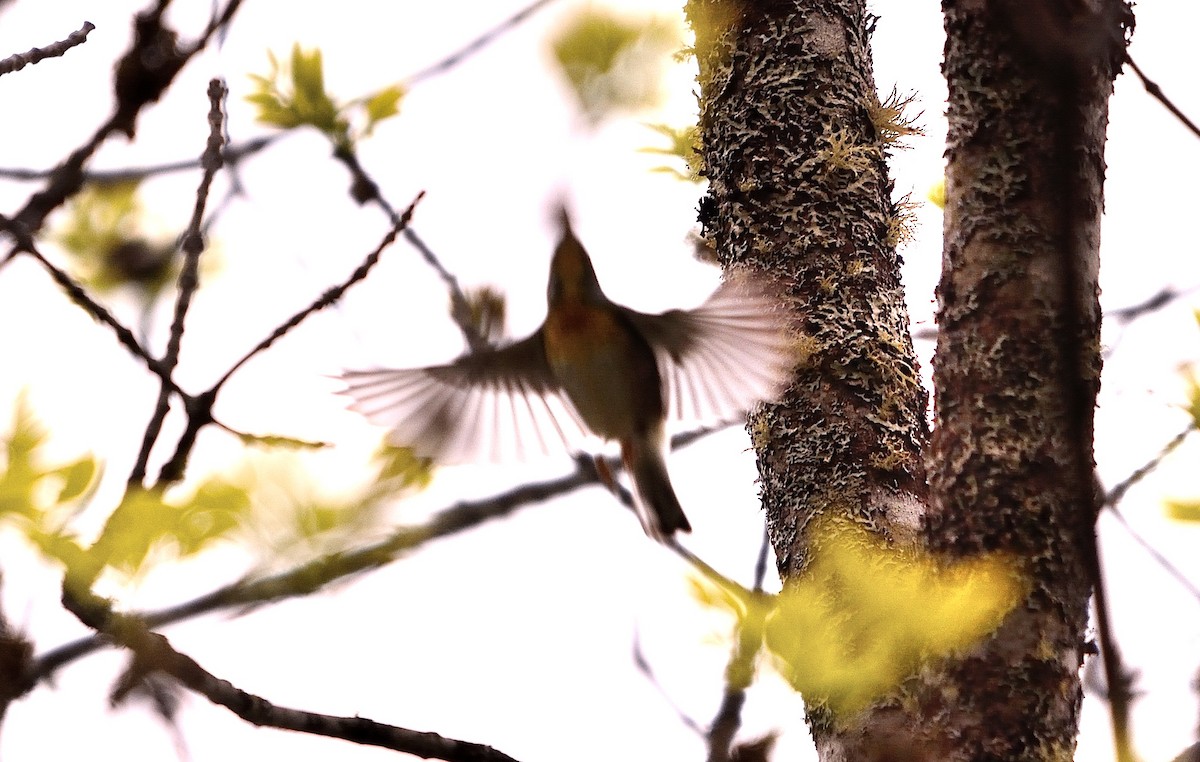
923,1,1128,760
686,0,929,571
688,0,1129,758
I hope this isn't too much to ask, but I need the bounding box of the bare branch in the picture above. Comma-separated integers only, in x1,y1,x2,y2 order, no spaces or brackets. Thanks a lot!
11,0,244,238
0,137,276,183
1103,425,1193,509
32,426,728,682
329,145,487,351
704,527,773,762
1126,55,1200,141
147,192,424,487
0,228,158,371
405,0,561,85
0,21,95,77
130,79,228,488
1107,506,1200,604
59,588,521,762
211,191,425,394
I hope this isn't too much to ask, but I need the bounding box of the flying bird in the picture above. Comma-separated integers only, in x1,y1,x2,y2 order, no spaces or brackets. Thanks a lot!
340,211,792,541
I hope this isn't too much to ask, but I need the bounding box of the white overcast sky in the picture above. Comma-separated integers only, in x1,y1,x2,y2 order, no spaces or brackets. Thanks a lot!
1,2,1199,761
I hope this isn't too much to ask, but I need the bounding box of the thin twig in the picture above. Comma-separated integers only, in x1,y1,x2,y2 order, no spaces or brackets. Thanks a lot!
129,79,228,488
1126,55,1200,140
59,587,521,762
0,20,95,77
0,137,276,183
329,146,486,351
1103,425,1193,509
1106,507,1200,604
11,0,243,238
0,231,158,371
149,193,423,486
32,424,728,682
210,192,425,394
405,0,561,85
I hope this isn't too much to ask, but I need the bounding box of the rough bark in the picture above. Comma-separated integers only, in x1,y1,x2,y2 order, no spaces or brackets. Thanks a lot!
923,1,1128,759
689,0,1129,759
687,0,929,564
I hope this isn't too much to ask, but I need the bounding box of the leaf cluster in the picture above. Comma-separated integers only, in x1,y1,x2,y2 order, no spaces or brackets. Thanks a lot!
693,517,1027,717
247,44,405,151
549,9,679,123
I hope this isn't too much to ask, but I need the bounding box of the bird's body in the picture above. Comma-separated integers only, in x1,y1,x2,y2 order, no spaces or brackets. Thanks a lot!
341,211,791,541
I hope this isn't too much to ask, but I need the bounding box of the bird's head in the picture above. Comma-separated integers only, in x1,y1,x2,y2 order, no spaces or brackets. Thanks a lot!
548,209,606,308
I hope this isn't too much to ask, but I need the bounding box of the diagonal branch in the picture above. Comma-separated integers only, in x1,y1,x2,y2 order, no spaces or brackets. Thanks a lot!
1126,55,1200,140
405,0,561,85
129,79,228,487
31,426,728,683
60,586,520,762
0,137,276,184
330,145,486,351
150,192,424,487
0,230,158,371
0,20,95,77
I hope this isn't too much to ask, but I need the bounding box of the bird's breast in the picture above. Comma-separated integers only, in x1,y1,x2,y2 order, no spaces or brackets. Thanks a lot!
543,304,663,440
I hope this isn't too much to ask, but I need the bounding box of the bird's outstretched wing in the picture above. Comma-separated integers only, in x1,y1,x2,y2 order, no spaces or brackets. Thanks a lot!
623,273,792,424
339,332,589,463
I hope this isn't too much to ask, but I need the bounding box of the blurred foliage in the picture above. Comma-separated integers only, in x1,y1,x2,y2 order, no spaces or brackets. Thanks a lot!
927,177,946,209
692,517,1026,716
0,394,433,594
549,9,680,123
463,285,508,347
1164,498,1200,522
247,44,405,150
0,396,100,579
236,445,432,568
90,479,250,577
640,122,702,182
232,430,331,450
54,181,179,297
1184,346,1200,428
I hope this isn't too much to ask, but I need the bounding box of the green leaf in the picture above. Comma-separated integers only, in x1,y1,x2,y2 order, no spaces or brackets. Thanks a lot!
91,487,173,574
692,518,1026,717
0,397,99,526
52,181,181,294
247,44,345,141
174,478,249,555
374,445,434,492
1166,499,1200,522
762,518,1024,715
549,9,680,122
53,457,98,503
363,84,405,135
639,123,702,181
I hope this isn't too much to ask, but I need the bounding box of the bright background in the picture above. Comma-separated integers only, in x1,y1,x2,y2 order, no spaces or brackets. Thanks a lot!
0,1,1198,761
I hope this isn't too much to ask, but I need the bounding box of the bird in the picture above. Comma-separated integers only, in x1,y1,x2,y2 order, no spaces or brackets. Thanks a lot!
339,210,792,541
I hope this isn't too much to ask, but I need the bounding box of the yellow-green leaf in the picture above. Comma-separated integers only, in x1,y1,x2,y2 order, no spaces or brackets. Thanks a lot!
549,9,679,122
762,518,1025,715
53,457,97,503
174,478,249,555
374,445,433,493
1166,499,1200,522
363,84,405,135
640,122,702,182
91,487,173,575
927,177,946,209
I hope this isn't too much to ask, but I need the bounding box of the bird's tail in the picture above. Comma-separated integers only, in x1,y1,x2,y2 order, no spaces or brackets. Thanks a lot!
622,431,691,541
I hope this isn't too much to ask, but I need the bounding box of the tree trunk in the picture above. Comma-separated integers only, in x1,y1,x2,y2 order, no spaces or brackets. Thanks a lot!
688,0,1129,758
